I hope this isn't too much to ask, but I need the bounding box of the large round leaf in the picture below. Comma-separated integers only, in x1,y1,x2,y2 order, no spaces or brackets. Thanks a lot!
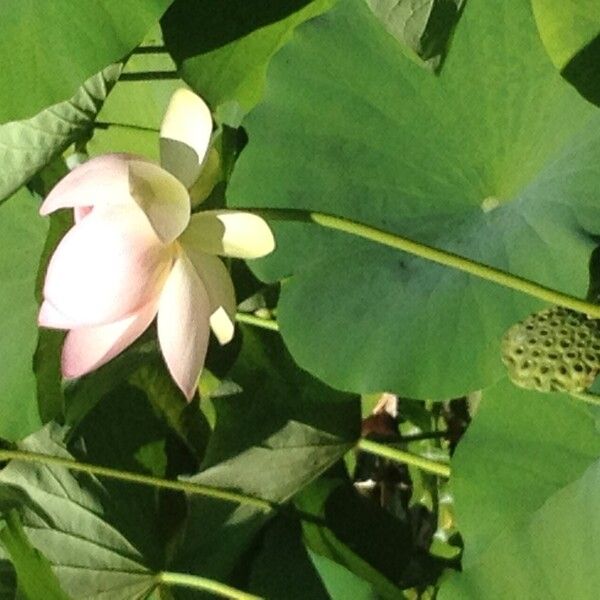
0,0,172,122
450,379,600,567
440,457,600,598
228,0,600,398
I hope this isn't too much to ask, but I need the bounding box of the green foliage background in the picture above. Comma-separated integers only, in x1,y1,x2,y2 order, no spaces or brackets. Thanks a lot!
0,0,599,598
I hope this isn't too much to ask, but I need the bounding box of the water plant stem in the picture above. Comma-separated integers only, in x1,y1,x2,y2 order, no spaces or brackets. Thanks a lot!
156,571,263,600
357,438,451,478
257,209,600,318
0,449,272,511
235,312,279,331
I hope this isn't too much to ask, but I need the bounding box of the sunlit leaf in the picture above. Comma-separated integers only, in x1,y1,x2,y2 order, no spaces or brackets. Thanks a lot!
0,0,172,121
532,0,600,105
162,0,335,124
450,379,600,565
440,457,600,598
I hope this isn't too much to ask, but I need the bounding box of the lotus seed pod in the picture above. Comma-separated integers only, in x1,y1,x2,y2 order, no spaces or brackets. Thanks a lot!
501,306,600,393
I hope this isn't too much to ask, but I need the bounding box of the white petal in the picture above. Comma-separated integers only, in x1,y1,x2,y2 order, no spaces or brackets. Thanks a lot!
160,89,213,188
157,252,211,400
62,300,158,378
209,307,235,346
40,153,191,244
180,210,276,259
43,205,173,327
183,246,236,345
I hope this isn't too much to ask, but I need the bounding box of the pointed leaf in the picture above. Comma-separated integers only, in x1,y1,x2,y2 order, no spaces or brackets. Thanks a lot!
0,66,121,204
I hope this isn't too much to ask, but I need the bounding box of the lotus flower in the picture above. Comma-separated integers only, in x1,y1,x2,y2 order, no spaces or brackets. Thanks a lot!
38,89,275,400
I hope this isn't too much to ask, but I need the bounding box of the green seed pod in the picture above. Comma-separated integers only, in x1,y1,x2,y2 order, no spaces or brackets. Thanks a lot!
501,306,600,393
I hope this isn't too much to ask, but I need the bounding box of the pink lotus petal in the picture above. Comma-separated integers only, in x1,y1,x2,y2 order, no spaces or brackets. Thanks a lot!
182,245,236,345
160,89,213,188
43,205,173,327
180,210,275,259
38,300,79,329
41,153,191,244
157,252,211,400
74,206,93,223
62,300,158,379
40,153,136,216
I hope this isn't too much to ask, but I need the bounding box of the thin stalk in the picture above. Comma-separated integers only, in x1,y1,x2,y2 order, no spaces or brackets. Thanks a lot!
119,71,179,81
256,209,600,318
235,312,279,331
132,46,168,54
0,449,272,511
357,438,451,478
570,391,600,408
156,571,263,600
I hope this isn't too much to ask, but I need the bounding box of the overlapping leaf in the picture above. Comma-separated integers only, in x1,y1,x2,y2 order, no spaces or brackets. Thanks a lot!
532,0,600,68
0,425,161,599
229,0,600,398
162,0,336,124
171,326,359,586
367,0,464,70
0,65,121,204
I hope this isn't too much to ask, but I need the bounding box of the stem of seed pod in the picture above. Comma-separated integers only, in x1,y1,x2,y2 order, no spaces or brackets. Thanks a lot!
570,391,600,408
252,209,600,318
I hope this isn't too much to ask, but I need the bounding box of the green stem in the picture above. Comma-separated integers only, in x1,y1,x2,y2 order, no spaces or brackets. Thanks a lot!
0,449,272,511
570,391,600,408
156,571,263,600
357,439,451,478
94,121,159,133
235,312,279,331
257,209,600,318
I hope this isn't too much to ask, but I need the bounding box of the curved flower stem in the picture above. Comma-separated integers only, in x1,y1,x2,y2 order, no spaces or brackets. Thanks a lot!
0,449,273,512
357,439,451,478
570,391,600,408
256,209,600,318
156,571,263,600
235,312,279,331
